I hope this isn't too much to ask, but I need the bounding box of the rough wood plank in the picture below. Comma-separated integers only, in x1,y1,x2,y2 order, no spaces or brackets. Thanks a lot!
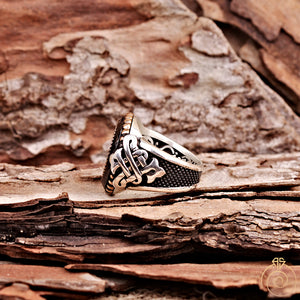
66,262,300,298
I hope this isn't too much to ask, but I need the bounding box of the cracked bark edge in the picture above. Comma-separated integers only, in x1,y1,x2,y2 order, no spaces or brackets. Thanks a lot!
0,153,300,261
197,0,300,114
65,262,300,297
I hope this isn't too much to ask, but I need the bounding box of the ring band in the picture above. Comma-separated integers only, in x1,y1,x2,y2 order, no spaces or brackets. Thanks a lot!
102,113,202,195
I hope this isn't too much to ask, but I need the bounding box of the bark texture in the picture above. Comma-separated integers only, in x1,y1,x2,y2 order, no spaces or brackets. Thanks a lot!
66,262,300,297
0,0,300,299
1,0,300,164
1,152,300,259
197,0,300,114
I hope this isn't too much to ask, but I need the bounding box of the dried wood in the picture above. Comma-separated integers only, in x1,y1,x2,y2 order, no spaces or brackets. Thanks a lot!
0,264,106,293
1,0,300,165
66,262,300,297
197,0,300,114
1,152,300,203
0,264,135,298
0,153,300,263
229,0,300,43
238,39,300,112
0,0,147,81
0,283,45,300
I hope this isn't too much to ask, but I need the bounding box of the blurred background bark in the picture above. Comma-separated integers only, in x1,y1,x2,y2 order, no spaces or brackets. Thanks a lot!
1,0,300,165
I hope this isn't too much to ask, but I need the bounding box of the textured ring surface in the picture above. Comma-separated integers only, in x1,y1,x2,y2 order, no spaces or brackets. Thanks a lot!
102,113,202,195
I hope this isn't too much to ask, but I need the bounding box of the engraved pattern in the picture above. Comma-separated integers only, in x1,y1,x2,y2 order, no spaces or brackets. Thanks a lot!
148,157,200,188
102,113,201,195
110,135,166,191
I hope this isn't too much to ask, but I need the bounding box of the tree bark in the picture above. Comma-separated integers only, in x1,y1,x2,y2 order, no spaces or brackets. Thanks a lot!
197,0,300,114
1,152,300,297
1,152,300,259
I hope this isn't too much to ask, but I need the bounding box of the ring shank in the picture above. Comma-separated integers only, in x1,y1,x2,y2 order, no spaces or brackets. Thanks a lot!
102,113,202,195
134,114,202,171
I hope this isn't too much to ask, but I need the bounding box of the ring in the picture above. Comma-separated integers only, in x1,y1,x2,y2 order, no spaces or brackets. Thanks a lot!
102,113,202,195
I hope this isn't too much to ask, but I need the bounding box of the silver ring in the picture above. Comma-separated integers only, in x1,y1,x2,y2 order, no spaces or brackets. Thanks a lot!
102,113,202,195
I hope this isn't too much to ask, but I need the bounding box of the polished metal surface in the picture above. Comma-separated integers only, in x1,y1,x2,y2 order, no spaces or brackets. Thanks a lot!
102,113,202,195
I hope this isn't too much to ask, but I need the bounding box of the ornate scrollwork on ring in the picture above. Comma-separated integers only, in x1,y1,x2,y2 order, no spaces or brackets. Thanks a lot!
143,135,194,164
110,135,166,191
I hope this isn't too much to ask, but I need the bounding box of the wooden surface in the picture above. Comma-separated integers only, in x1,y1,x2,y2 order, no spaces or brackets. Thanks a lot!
66,262,300,297
0,0,299,298
0,0,147,80
1,152,300,297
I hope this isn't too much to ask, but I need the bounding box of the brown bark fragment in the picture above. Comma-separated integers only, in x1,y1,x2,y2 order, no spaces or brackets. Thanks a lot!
238,39,300,112
198,0,300,114
0,153,299,262
1,152,300,203
0,283,45,300
261,49,300,100
0,264,106,293
230,0,300,43
66,262,300,297
0,0,299,297
0,0,148,81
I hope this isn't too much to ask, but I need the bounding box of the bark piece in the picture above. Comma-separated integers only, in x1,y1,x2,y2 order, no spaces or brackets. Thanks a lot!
72,198,300,257
1,192,300,262
0,197,300,261
1,152,300,205
238,39,299,112
0,243,85,263
198,152,300,192
0,283,45,300
230,0,300,43
198,0,300,114
1,0,300,164
0,152,300,262
66,262,300,297
260,49,300,109
0,264,106,293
